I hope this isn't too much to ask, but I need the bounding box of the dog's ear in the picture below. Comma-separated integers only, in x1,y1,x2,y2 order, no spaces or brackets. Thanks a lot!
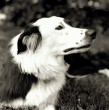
17,25,42,54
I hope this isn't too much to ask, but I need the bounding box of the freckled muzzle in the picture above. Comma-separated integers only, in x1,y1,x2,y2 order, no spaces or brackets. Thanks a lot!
63,29,96,53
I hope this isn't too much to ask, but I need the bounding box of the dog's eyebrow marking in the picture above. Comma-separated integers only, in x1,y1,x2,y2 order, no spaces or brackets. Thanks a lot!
17,25,41,54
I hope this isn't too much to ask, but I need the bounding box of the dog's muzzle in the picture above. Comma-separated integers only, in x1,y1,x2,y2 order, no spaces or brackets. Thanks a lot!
64,29,96,53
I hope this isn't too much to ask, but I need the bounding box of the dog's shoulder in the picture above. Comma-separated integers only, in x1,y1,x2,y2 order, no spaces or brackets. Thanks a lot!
0,56,38,102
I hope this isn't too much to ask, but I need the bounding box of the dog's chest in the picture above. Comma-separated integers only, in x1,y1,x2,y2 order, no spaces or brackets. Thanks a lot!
25,75,66,106
6,75,65,108
1,57,68,108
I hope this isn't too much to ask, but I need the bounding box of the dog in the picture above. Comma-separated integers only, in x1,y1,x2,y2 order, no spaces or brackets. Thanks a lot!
0,16,96,110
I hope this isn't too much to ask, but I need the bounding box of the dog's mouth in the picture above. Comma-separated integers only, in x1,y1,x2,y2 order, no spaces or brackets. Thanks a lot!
64,44,91,53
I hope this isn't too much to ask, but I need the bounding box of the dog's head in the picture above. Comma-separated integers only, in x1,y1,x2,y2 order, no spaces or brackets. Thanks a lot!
10,16,96,75
11,16,96,57
33,16,96,55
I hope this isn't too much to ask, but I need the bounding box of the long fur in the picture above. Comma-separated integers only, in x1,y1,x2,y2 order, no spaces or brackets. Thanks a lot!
0,16,96,110
0,59,38,102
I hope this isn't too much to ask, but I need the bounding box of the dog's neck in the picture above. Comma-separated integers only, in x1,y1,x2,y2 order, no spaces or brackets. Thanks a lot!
10,35,69,80
12,50,69,80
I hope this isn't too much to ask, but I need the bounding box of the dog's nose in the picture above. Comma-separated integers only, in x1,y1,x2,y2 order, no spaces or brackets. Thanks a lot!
85,29,96,39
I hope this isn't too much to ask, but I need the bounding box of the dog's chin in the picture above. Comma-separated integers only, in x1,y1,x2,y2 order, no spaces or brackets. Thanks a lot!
63,44,91,54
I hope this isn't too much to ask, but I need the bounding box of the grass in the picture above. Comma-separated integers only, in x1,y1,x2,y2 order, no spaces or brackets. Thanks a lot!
59,74,109,110
0,25,109,110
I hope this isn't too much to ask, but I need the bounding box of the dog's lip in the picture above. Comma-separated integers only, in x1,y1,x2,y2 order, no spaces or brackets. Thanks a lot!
64,44,91,52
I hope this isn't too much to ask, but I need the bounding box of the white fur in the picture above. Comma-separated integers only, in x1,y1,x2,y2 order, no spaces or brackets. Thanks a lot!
7,16,93,110
99,69,109,78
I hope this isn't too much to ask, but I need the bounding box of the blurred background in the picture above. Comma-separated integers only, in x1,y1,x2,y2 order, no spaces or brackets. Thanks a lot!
0,0,109,110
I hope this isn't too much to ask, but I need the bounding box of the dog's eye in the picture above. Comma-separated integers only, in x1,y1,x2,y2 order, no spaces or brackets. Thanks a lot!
55,25,64,30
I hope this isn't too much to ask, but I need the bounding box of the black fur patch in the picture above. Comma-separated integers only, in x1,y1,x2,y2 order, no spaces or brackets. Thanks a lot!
55,105,61,110
0,58,38,102
17,25,41,54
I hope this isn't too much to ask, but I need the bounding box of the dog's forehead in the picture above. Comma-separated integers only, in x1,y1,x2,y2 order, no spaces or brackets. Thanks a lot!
33,16,64,27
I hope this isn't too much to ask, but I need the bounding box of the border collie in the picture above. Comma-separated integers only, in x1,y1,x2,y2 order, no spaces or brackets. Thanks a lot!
0,16,96,110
